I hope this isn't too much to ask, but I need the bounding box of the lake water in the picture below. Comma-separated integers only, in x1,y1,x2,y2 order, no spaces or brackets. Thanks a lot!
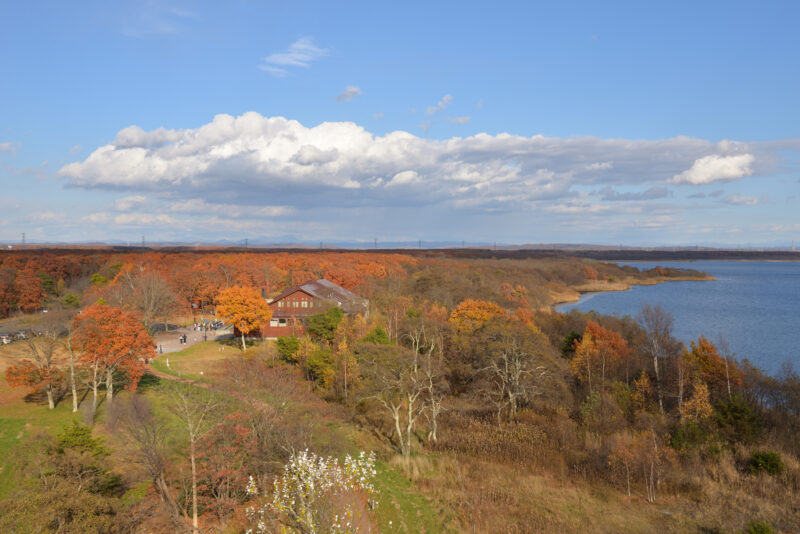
556,261,800,376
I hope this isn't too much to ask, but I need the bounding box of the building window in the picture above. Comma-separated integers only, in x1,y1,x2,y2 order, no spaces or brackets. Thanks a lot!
278,318,287,326
301,301,308,308
278,301,283,308
293,301,299,307
270,319,278,327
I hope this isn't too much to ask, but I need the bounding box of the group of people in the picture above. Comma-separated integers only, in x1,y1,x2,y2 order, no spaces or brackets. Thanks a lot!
178,334,188,344
193,319,223,331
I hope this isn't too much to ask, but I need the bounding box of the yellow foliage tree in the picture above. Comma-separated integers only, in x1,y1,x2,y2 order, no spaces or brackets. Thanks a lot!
680,380,713,422
216,286,272,352
448,299,504,333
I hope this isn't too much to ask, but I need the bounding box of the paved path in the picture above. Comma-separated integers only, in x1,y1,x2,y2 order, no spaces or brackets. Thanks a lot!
152,326,233,354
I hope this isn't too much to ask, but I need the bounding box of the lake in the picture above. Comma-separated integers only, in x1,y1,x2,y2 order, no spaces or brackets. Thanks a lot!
556,261,800,376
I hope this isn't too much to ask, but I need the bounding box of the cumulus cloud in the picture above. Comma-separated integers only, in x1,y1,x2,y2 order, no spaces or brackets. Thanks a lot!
336,85,362,102
672,154,754,185
260,37,328,76
426,94,452,115
723,194,760,205
59,112,774,214
111,195,148,211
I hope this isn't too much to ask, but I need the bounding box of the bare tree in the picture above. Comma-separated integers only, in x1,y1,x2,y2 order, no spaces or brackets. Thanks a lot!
637,304,677,415
358,345,424,457
481,336,548,427
112,394,183,528
111,266,179,332
169,385,220,533
716,336,734,401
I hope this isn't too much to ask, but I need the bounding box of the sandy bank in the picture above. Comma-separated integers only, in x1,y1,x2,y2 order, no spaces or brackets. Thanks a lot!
548,274,716,310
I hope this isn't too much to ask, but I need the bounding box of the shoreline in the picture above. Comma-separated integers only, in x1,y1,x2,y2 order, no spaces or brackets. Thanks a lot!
548,274,716,311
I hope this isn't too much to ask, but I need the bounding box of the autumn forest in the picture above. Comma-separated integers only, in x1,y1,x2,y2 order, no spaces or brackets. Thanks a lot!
0,249,797,533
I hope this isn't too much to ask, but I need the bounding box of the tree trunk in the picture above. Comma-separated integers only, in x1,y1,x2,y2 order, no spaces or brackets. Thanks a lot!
392,407,408,457
106,369,114,403
46,384,55,410
68,343,78,412
241,331,246,352
653,355,664,414
190,438,199,533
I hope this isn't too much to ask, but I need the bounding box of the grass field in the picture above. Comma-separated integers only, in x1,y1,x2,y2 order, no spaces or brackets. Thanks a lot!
150,340,236,382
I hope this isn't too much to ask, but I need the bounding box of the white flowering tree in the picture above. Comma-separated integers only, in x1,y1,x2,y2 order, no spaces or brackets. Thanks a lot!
246,449,378,534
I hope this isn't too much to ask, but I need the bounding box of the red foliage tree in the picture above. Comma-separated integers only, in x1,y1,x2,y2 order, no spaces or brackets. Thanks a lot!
73,303,153,411
14,264,45,312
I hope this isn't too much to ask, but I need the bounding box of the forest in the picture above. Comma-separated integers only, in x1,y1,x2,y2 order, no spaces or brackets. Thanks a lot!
0,249,796,533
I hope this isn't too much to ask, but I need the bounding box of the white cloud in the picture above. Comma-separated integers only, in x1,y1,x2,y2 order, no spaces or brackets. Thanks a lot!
260,37,328,76
111,195,148,211
451,116,471,124
58,112,775,215
167,198,294,217
723,194,759,205
387,170,420,187
672,154,754,185
69,145,82,155
0,142,19,153
336,85,362,102
373,113,384,119
122,4,198,38
82,212,111,224
114,213,176,225
426,94,453,115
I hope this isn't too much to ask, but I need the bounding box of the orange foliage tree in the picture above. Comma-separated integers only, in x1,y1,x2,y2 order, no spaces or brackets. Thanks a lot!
448,299,505,333
73,303,154,413
5,330,63,409
215,286,272,351
683,336,742,403
570,321,630,396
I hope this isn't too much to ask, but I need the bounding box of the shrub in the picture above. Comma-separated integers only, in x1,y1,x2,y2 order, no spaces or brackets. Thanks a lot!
744,520,774,534
305,349,334,388
670,421,708,452
748,450,785,476
560,331,581,358
360,326,390,345
715,394,761,443
62,293,81,308
276,336,301,363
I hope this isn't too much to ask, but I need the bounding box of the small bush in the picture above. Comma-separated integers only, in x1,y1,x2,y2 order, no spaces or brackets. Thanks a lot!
715,394,761,444
275,336,301,362
748,450,785,476
360,325,391,345
670,421,708,452
744,520,774,534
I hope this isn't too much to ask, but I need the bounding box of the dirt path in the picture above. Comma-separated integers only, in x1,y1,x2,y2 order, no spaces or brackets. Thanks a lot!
152,326,232,354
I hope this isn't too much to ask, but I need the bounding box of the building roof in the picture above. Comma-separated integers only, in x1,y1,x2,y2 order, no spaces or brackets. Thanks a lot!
269,278,369,316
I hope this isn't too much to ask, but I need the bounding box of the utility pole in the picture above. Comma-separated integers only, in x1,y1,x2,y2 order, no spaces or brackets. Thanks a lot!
141,235,145,248
418,239,422,249
374,237,377,249
21,232,25,248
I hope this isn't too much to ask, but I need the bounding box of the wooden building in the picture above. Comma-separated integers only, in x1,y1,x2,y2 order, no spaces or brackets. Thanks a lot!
261,278,369,339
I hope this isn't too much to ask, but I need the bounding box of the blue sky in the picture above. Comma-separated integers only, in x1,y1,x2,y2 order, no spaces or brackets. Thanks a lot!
1,0,799,246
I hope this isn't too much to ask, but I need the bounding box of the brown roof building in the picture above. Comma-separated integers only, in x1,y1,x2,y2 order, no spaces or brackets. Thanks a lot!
261,279,369,339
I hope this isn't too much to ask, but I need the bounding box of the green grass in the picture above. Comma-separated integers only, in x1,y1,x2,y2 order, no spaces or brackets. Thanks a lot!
373,461,444,534
150,341,231,382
